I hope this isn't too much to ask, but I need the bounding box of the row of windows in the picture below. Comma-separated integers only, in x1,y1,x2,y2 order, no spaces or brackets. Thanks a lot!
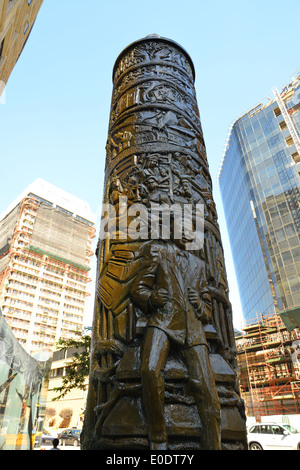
220,98,300,321
10,327,29,339
35,314,57,326
2,306,31,319
8,279,37,292
249,425,289,435
40,287,61,299
10,271,39,285
6,288,34,300
4,298,33,308
4,294,83,313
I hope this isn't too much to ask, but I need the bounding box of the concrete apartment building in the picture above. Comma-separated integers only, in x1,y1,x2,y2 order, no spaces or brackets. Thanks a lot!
0,179,95,355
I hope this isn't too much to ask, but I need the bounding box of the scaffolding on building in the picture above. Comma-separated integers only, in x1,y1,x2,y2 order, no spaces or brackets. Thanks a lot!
236,312,300,422
0,193,95,354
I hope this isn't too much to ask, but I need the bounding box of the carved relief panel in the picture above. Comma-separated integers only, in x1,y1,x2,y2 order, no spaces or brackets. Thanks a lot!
82,36,247,451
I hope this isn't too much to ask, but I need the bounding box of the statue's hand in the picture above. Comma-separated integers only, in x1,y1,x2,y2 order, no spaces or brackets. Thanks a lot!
188,287,200,308
150,288,169,307
195,309,210,324
189,288,212,324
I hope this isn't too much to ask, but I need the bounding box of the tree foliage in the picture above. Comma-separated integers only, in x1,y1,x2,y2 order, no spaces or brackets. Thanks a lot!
52,329,91,401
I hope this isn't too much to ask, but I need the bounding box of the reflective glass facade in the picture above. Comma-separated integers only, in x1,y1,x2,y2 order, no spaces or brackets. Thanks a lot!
0,309,51,450
219,75,300,324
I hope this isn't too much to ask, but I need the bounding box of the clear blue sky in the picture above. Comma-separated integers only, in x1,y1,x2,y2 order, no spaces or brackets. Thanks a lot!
1,0,299,328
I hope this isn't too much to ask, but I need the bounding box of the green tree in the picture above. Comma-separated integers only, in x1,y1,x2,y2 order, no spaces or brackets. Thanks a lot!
52,329,91,401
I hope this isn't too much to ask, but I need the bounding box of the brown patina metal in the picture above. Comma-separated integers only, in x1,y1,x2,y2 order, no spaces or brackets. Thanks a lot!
81,35,247,451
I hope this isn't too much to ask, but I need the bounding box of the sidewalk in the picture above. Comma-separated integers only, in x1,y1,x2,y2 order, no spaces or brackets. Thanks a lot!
38,444,80,451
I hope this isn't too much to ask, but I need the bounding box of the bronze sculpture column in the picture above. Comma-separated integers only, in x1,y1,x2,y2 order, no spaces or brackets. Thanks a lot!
81,35,247,450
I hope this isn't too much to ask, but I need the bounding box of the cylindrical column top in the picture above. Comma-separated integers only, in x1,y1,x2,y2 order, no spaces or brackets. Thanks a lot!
112,34,196,83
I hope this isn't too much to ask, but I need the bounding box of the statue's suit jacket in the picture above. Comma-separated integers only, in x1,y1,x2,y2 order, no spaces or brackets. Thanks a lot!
130,241,209,348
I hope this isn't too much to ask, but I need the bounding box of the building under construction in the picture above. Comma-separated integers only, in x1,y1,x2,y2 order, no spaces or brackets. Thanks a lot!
0,179,95,355
236,312,300,425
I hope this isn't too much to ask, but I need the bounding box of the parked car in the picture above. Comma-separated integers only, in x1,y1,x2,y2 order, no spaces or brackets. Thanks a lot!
248,422,300,450
41,430,57,446
58,428,81,447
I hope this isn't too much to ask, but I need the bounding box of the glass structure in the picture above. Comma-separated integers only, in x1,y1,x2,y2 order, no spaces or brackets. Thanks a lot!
219,73,300,324
0,309,51,450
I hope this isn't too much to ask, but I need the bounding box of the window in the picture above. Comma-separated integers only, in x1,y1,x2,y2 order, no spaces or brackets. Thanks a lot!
272,425,284,435
292,151,300,163
0,39,4,59
273,107,281,117
24,21,29,34
285,136,294,147
249,426,260,433
260,425,272,434
279,121,288,131
55,367,64,377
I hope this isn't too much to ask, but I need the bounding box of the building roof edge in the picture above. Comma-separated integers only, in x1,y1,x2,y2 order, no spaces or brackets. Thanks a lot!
0,179,96,224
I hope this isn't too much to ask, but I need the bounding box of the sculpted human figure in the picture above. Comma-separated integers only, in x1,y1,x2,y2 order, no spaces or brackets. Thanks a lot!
130,231,221,450
142,154,161,179
109,177,123,206
81,36,247,452
142,175,172,206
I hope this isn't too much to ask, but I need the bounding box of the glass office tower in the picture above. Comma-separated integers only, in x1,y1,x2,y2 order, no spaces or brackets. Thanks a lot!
218,72,300,324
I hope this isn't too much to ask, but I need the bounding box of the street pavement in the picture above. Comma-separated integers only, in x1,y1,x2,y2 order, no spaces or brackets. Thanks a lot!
38,444,80,451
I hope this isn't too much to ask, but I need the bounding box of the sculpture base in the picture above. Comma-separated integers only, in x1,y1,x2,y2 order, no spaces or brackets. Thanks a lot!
82,327,247,450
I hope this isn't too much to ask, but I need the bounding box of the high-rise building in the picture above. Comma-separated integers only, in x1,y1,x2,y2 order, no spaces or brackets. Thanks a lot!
0,179,95,355
218,71,300,324
0,0,44,86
